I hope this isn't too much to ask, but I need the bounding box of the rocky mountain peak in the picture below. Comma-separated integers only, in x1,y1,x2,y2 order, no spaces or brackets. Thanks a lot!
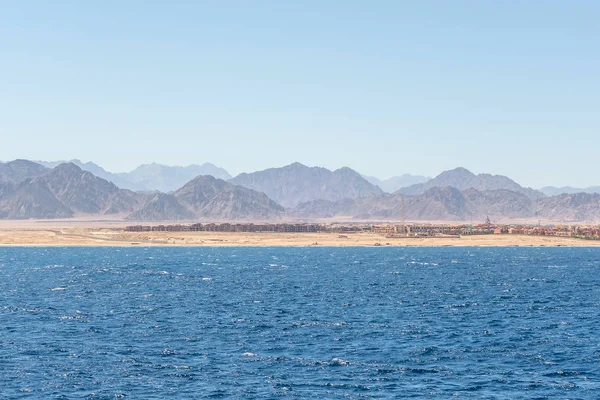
34,163,142,215
0,159,49,184
230,163,383,208
397,167,545,200
438,167,475,178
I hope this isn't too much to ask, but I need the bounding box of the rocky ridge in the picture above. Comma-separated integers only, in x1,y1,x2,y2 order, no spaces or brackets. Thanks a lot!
230,162,383,208
129,175,284,221
1,160,599,222
396,167,545,200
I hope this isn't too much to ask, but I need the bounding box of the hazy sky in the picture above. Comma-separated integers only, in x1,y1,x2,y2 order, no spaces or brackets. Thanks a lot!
1,1,599,187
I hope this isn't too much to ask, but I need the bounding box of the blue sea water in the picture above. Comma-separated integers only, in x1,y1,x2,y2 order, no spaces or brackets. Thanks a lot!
1,247,599,399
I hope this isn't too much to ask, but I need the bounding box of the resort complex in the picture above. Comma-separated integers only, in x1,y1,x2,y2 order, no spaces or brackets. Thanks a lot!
124,222,600,241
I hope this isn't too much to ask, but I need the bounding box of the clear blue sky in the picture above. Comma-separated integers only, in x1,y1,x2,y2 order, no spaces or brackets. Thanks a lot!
1,1,598,187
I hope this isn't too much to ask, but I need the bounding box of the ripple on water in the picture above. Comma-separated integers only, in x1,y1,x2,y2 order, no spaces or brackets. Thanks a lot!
0,246,598,398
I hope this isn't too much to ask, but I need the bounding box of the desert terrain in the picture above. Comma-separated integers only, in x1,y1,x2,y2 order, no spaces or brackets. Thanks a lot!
0,221,598,247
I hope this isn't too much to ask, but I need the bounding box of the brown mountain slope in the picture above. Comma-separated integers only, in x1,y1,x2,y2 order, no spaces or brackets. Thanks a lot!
535,193,600,222
0,160,49,184
0,163,147,219
397,167,545,200
175,176,284,220
293,187,536,221
37,163,144,215
462,188,534,219
129,175,285,221
230,163,383,208
128,193,195,221
0,179,73,219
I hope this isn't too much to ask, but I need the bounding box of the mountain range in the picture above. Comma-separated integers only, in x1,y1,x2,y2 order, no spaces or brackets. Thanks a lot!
1,159,49,184
293,187,600,222
37,159,144,191
540,186,600,197
121,163,232,192
362,174,430,193
396,167,546,200
0,161,144,219
2,159,600,222
30,159,600,198
37,160,232,192
229,162,383,208
129,175,284,221
0,161,277,221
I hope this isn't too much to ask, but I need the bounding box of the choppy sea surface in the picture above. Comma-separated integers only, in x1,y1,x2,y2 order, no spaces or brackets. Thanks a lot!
1,247,599,399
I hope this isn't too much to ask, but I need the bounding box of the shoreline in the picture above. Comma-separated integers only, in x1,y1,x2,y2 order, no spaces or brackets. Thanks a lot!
0,228,599,247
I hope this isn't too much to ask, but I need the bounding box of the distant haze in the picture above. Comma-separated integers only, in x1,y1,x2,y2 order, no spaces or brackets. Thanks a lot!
37,160,231,192
363,174,431,193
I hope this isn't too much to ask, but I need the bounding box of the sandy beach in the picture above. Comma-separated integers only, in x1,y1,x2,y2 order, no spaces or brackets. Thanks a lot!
0,225,598,247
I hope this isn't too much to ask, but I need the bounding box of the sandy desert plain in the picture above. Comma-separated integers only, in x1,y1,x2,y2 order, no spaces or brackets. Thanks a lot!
0,219,598,247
